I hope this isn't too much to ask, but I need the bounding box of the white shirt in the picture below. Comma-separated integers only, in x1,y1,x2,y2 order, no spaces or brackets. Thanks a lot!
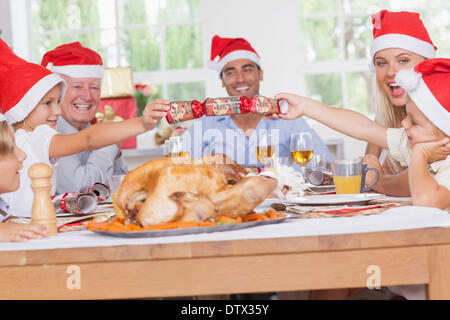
2,125,58,217
387,128,450,191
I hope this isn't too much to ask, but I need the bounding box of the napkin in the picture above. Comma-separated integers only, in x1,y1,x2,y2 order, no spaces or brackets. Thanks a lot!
302,203,400,218
313,203,395,214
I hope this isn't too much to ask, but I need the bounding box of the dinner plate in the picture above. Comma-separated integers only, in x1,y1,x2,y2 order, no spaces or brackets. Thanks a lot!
284,193,385,206
90,217,288,238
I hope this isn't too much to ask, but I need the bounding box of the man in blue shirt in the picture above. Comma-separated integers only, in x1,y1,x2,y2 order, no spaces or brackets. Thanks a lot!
185,35,333,169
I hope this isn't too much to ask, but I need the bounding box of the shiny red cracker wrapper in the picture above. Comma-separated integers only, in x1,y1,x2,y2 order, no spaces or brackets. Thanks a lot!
166,95,287,124
52,192,98,214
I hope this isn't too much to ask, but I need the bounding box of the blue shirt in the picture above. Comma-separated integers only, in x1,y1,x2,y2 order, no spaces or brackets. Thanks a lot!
184,116,333,170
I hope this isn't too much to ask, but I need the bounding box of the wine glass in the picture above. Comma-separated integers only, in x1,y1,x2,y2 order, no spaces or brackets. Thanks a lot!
255,131,276,167
168,136,190,163
290,132,314,169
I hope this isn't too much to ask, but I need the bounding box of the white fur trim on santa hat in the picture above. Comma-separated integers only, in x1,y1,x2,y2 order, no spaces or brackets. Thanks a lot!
214,50,260,73
399,76,450,136
370,34,436,72
0,114,6,122
50,64,104,79
4,74,66,124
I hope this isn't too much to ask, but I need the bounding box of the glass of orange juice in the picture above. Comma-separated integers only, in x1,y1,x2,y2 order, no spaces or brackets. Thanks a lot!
331,158,379,194
107,174,126,219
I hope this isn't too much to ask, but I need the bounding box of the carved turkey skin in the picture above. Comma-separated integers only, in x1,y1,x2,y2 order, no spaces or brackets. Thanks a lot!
117,154,277,227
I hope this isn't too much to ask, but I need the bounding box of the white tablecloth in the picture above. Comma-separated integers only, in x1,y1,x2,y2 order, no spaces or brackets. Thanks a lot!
0,198,449,252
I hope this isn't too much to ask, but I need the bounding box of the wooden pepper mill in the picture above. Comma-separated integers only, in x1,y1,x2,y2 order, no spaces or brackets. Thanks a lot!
28,163,57,236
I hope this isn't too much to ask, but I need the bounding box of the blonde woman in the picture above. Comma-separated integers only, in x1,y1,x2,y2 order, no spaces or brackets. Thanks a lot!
363,10,437,195
297,10,439,299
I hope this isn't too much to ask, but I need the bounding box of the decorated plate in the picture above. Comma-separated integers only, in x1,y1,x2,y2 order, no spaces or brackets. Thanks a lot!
90,216,288,238
283,193,385,206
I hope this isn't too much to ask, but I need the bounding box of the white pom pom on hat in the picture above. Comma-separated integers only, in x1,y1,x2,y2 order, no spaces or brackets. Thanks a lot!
396,58,450,136
395,68,422,92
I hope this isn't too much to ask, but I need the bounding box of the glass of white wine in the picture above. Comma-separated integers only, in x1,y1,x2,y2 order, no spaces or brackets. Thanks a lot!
290,132,314,168
256,131,276,166
168,136,190,163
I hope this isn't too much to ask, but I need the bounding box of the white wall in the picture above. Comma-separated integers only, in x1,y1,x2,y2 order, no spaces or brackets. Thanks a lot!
1,0,30,58
201,0,304,98
0,0,12,45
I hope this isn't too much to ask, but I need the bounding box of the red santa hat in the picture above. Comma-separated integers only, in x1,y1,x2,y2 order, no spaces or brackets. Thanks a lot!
0,39,66,124
395,58,450,136
208,35,260,74
370,10,436,71
41,42,104,79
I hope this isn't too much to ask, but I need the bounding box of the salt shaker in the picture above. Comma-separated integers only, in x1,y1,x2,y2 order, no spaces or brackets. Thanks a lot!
29,163,57,236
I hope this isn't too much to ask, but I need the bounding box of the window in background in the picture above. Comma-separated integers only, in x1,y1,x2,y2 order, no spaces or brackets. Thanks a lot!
22,0,450,112
29,0,206,102
298,0,450,115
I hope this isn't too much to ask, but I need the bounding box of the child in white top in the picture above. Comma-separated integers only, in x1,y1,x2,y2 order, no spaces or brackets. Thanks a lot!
269,58,450,210
0,115,48,241
0,39,169,216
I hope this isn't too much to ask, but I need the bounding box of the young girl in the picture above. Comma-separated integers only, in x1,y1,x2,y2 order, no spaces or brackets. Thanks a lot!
0,39,169,216
0,115,48,241
270,58,450,210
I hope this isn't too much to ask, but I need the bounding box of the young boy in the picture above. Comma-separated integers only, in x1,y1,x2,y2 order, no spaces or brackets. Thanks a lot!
0,115,48,241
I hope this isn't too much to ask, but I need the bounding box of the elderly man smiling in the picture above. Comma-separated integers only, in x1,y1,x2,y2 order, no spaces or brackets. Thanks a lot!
41,42,128,194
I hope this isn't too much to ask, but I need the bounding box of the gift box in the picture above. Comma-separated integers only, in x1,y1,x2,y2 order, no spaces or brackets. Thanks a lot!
101,67,134,98
98,97,137,149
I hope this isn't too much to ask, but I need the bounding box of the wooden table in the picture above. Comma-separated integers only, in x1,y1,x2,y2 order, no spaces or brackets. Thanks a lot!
1,226,450,300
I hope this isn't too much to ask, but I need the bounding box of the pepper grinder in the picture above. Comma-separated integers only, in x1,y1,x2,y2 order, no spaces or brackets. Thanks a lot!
28,163,57,236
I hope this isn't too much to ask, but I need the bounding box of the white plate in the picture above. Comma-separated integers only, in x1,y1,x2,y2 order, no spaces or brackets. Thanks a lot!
284,193,385,206
306,183,335,191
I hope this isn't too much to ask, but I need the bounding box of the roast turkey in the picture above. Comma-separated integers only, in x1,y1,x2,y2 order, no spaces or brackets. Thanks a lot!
116,154,277,227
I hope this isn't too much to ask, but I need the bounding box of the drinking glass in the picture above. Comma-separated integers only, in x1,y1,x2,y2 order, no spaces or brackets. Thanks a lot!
331,158,380,194
305,154,333,185
290,132,314,166
311,154,329,173
264,156,293,171
168,136,190,163
255,131,276,166
107,174,126,219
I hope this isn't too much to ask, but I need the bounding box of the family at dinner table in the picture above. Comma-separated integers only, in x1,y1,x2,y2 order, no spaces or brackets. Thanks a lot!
0,8,449,299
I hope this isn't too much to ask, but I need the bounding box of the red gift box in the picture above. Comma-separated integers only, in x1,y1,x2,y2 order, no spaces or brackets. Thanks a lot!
98,97,137,149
